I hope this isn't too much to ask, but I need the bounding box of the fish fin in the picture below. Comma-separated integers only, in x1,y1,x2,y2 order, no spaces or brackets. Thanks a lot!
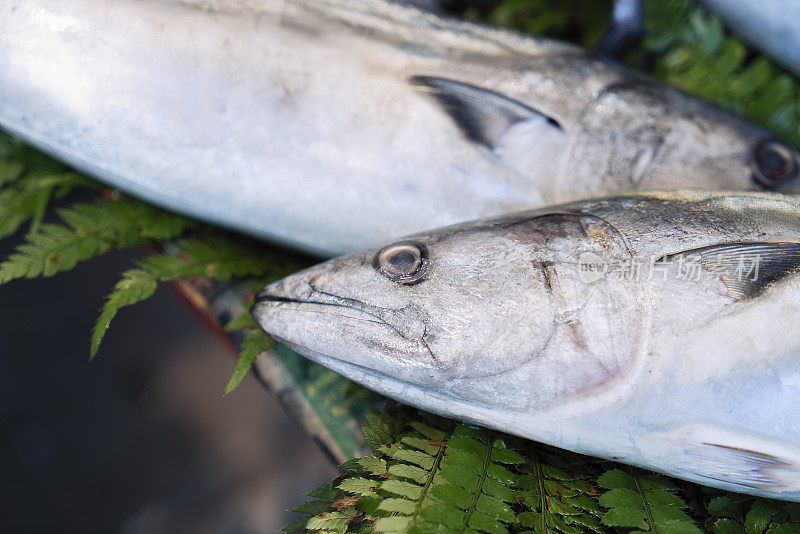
598,0,644,57
639,424,800,493
391,0,446,12
411,75,562,149
663,242,800,299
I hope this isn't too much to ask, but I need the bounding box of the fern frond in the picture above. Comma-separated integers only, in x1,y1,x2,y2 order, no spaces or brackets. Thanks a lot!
0,198,193,284
90,234,284,357
222,307,272,393
0,131,96,237
639,0,800,145
515,451,604,533
90,268,160,358
225,329,274,394
705,494,800,534
299,415,533,534
0,159,25,188
286,479,370,534
290,410,617,534
455,0,613,47
0,171,91,239
597,468,701,533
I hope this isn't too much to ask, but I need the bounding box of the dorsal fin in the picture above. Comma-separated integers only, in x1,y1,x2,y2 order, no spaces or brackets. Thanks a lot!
663,242,800,299
598,0,644,57
411,75,562,149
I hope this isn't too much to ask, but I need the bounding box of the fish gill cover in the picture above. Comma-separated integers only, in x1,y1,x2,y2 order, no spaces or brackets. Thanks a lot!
1,0,800,532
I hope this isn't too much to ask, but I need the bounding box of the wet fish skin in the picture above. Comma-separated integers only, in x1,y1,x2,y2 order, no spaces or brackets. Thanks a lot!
1,1,799,256
698,0,800,77
253,190,800,499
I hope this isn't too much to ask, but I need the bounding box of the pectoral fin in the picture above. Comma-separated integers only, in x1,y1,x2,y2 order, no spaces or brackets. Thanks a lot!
662,242,800,299
639,424,800,493
411,75,562,149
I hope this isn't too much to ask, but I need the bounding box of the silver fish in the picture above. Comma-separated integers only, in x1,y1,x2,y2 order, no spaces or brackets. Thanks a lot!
1,1,798,256
698,0,800,78
253,190,800,500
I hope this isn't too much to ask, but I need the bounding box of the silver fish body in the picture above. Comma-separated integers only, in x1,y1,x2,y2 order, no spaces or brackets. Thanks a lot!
1,0,798,256
253,190,800,499
698,0,800,77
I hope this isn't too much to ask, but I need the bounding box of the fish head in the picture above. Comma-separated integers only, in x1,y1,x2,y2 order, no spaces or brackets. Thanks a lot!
252,216,577,411
654,103,800,192
252,212,640,418
253,220,553,380
555,81,800,196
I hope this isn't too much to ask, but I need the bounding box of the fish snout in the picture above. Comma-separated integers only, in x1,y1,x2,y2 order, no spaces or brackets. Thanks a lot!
252,275,437,373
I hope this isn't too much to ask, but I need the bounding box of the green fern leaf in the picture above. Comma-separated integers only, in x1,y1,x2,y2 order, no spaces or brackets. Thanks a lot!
362,411,399,453
90,234,292,358
0,171,91,239
223,309,259,332
0,131,93,237
90,268,159,358
0,198,192,284
639,0,800,145
294,410,613,533
457,0,613,48
515,456,604,533
598,468,701,533
705,494,800,534
285,479,367,533
224,329,274,394
344,420,535,533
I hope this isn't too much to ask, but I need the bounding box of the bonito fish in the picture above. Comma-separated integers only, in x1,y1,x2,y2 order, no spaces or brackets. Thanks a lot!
253,190,800,499
1,1,799,256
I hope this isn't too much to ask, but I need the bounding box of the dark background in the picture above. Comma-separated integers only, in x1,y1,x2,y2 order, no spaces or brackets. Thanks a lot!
0,245,337,533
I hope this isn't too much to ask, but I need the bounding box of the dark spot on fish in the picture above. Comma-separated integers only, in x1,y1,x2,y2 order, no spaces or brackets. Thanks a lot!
565,319,588,352
532,261,553,292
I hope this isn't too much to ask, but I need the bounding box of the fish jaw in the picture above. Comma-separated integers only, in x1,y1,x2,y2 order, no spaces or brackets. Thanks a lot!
252,260,442,387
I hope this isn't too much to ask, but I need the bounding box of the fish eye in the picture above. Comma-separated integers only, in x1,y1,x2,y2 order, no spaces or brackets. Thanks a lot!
375,241,428,284
752,141,798,188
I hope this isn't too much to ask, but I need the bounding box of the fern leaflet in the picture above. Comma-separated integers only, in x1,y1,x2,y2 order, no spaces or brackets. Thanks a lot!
638,0,800,145
0,198,193,284
705,494,800,534
224,329,274,394
597,468,701,533
515,448,604,533
90,234,287,357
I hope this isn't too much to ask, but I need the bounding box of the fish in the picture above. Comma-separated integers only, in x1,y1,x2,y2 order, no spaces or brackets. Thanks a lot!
1,1,799,257
253,190,800,500
696,0,800,78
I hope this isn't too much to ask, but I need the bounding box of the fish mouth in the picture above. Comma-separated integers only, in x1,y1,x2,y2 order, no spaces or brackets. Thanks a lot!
253,290,517,436
252,280,438,372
